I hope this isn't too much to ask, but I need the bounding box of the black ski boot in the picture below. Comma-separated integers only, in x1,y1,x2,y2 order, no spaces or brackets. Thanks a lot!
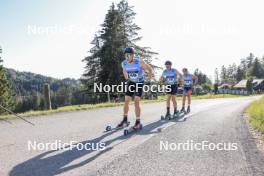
116,117,129,128
180,107,186,114
165,112,171,119
133,119,142,130
187,106,191,113
173,110,179,118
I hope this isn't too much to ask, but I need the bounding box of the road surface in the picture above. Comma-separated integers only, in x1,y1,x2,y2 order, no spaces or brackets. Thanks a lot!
0,96,264,176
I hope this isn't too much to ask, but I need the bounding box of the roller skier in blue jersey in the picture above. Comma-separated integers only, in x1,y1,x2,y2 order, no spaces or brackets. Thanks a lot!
180,68,198,114
160,60,182,118
117,47,153,130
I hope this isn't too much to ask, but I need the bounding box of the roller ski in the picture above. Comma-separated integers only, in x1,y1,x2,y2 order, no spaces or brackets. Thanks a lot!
161,109,183,120
172,110,182,118
124,120,143,136
176,107,189,121
174,110,186,120
105,119,130,132
161,112,172,120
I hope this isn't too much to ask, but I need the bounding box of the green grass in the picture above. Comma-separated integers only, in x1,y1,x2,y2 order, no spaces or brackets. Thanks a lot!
192,93,242,99
0,94,243,120
247,96,264,134
0,102,125,120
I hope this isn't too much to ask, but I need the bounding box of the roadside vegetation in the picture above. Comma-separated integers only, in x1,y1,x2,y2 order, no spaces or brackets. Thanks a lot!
247,96,264,134
0,94,244,120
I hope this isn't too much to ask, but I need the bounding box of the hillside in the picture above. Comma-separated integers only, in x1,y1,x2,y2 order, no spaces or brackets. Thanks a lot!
4,68,82,112
5,68,80,96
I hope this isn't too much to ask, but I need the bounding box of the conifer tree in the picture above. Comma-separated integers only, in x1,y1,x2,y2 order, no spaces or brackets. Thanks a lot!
83,0,158,93
0,46,13,114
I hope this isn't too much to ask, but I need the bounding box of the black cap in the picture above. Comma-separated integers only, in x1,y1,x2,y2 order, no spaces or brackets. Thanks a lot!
165,60,172,65
124,47,134,54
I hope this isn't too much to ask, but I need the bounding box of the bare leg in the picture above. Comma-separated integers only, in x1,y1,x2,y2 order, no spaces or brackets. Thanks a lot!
182,95,186,108
166,94,172,115
123,96,131,116
186,94,191,113
171,95,177,113
132,96,142,129
187,94,191,106
134,96,141,120
166,94,172,108
116,96,131,127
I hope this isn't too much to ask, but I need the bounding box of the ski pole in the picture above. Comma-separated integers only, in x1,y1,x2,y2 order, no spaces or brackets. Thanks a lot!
0,105,35,126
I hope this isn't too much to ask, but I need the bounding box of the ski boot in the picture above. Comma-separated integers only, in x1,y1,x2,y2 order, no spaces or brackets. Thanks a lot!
180,107,186,114
132,120,143,130
186,106,191,114
173,110,180,118
116,118,130,128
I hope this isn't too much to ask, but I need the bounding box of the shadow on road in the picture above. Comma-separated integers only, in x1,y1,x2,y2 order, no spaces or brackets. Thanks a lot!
9,115,190,176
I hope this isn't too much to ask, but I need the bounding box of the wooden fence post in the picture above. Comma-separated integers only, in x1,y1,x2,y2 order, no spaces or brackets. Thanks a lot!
44,84,52,110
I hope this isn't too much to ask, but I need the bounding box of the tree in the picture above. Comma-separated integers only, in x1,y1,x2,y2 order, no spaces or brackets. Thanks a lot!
246,77,253,94
220,65,227,84
82,34,102,91
236,66,244,81
241,58,247,70
214,68,220,85
225,63,237,84
213,83,218,94
246,53,254,68
82,0,158,95
117,0,159,74
194,69,212,93
194,69,206,85
0,46,13,114
250,58,264,78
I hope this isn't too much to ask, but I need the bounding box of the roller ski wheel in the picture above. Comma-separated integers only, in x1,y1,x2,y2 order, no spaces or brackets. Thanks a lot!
124,123,143,136
124,129,129,136
105,121,130,132
105,125,112,131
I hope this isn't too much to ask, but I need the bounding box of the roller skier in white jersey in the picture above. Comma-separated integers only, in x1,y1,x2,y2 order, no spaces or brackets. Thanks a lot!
116,47,153,130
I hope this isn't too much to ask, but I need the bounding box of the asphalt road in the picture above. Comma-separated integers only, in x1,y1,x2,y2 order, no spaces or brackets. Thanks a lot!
1,96,264,176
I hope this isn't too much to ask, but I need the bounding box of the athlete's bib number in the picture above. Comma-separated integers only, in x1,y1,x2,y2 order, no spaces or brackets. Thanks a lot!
184,80,192,86
166,77,176,84
128,72,139,80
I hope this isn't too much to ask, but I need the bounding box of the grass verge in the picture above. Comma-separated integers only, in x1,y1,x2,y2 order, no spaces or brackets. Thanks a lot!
247,96,264,134
0,94,243,120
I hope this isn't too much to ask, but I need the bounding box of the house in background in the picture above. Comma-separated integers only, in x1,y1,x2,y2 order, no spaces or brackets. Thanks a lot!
219,83,233,89
252,79,264,92
233,80,247,90
233,79,264,93
218,82,248,95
